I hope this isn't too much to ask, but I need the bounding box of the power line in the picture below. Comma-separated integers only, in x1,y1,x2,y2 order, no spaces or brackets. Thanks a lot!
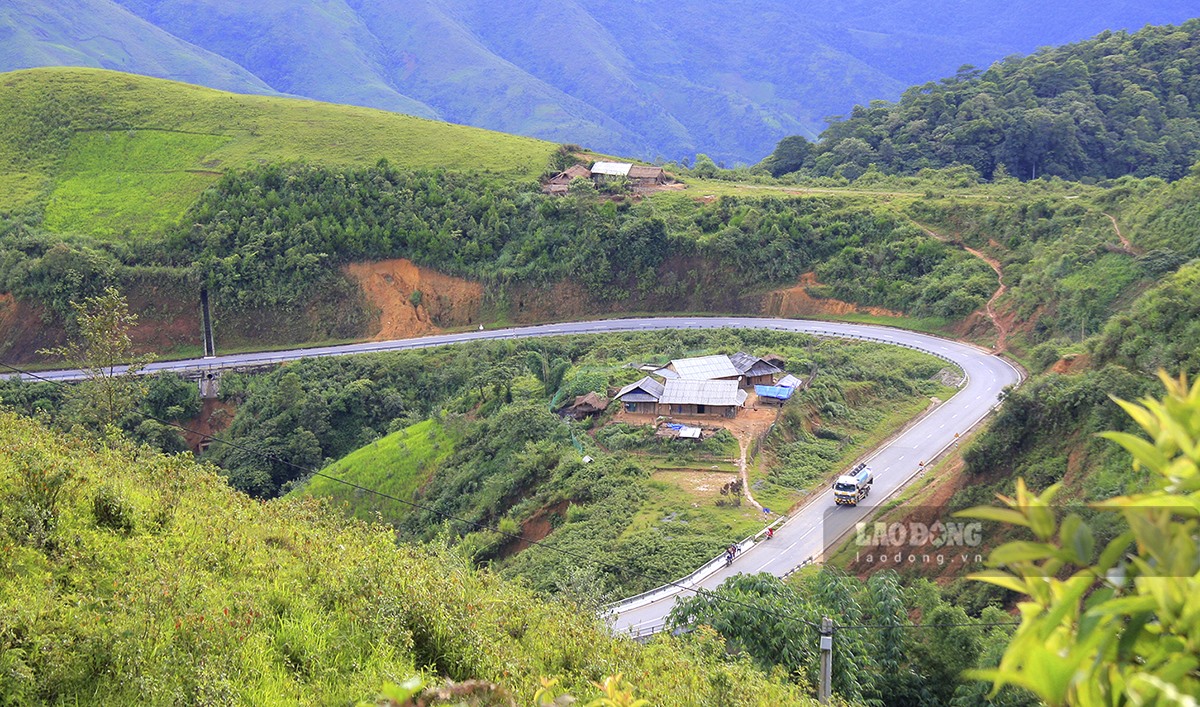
0,359,823,632
836,620,1019,630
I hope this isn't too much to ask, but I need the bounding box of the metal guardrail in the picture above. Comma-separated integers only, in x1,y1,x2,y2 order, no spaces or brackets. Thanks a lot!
604,515,789,620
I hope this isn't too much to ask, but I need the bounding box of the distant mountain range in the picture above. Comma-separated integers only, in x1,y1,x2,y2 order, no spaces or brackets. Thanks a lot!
3,0,1197,164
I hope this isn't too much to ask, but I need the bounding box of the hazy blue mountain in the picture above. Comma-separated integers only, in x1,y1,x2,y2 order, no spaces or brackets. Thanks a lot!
0,0,276,96
3,0,1196,163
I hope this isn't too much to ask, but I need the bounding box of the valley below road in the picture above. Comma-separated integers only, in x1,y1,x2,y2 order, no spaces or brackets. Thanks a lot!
20,316,1023,634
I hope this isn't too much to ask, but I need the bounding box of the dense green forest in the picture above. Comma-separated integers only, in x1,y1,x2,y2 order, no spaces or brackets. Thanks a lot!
763,19,1200,181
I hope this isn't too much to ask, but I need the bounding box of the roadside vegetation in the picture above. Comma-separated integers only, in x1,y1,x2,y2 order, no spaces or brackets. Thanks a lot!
0,409,816,705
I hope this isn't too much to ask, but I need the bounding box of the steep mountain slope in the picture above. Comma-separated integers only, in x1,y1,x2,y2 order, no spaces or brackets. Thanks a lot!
0,0,274,97
109,0,441,120
5,0,1194,164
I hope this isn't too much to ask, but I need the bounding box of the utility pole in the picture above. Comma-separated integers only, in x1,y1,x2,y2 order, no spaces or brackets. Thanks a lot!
818,616,833,704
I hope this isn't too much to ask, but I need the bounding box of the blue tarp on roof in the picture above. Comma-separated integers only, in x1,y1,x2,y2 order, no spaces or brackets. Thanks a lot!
755,385,796,400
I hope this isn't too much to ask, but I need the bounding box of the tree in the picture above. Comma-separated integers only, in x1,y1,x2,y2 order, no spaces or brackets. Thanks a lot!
691,154,720,179
525,351,570,399
763,135,812,177
38,287,154,429
959,371,1200,704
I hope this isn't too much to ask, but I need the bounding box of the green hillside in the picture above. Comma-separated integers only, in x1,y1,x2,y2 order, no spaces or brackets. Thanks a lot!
295,419,454,522
0,409,815,704
0,68,557,235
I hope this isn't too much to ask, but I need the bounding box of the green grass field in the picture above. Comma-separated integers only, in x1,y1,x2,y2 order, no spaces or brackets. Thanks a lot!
293,419,454,521
0,68,558,233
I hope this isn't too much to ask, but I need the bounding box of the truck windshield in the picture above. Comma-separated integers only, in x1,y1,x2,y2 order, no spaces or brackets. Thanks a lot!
834,482,857,492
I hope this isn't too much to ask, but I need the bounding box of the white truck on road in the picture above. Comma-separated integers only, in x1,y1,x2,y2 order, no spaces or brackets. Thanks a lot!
833,463,873,506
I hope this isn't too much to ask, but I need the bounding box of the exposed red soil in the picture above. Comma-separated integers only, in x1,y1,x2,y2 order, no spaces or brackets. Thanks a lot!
0,293,62,363
497,499,570,558
344,259,484,340
761,272,904,319
845,455,990,582
180,398,237,453
0,282,200,365
125,283,202,355
917,223,1010,352
1102,212,1141,256
1049,353,1092,375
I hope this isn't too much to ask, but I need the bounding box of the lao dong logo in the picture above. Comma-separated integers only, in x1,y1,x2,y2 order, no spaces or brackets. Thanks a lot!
853,520,984,568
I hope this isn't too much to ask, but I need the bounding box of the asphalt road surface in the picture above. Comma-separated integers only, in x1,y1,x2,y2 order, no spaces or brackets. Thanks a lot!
17,316,1022,635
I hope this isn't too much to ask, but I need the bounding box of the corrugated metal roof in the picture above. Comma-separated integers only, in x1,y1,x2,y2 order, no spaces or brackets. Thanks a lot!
730,352,783,377
678,426,702,439
747,361,782,377
777,374,802,388
660,379,744,407
755,385,796,400
590,161,633,176
615,376,664,401
669,355,741,380
618,393,659,403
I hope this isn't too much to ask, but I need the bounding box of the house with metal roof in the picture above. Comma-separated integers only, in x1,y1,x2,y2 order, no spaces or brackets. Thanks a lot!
590,161,634,179
729,352,784,386
657,355,742,382
659,379,747,417
614,376,666,414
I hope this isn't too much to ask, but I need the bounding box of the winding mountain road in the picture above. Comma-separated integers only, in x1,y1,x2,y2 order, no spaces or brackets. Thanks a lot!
17,316,1023,635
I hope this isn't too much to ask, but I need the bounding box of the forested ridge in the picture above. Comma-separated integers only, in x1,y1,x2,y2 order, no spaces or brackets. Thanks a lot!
765,19,1200,182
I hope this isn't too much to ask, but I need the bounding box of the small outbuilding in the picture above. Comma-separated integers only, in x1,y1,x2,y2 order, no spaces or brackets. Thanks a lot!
562,391,609,419
777,373,803,389
754,384,796,406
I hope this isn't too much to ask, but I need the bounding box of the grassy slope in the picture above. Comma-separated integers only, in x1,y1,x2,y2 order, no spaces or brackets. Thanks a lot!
293,419,454,523
0,410,814,705
0,68,557,236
